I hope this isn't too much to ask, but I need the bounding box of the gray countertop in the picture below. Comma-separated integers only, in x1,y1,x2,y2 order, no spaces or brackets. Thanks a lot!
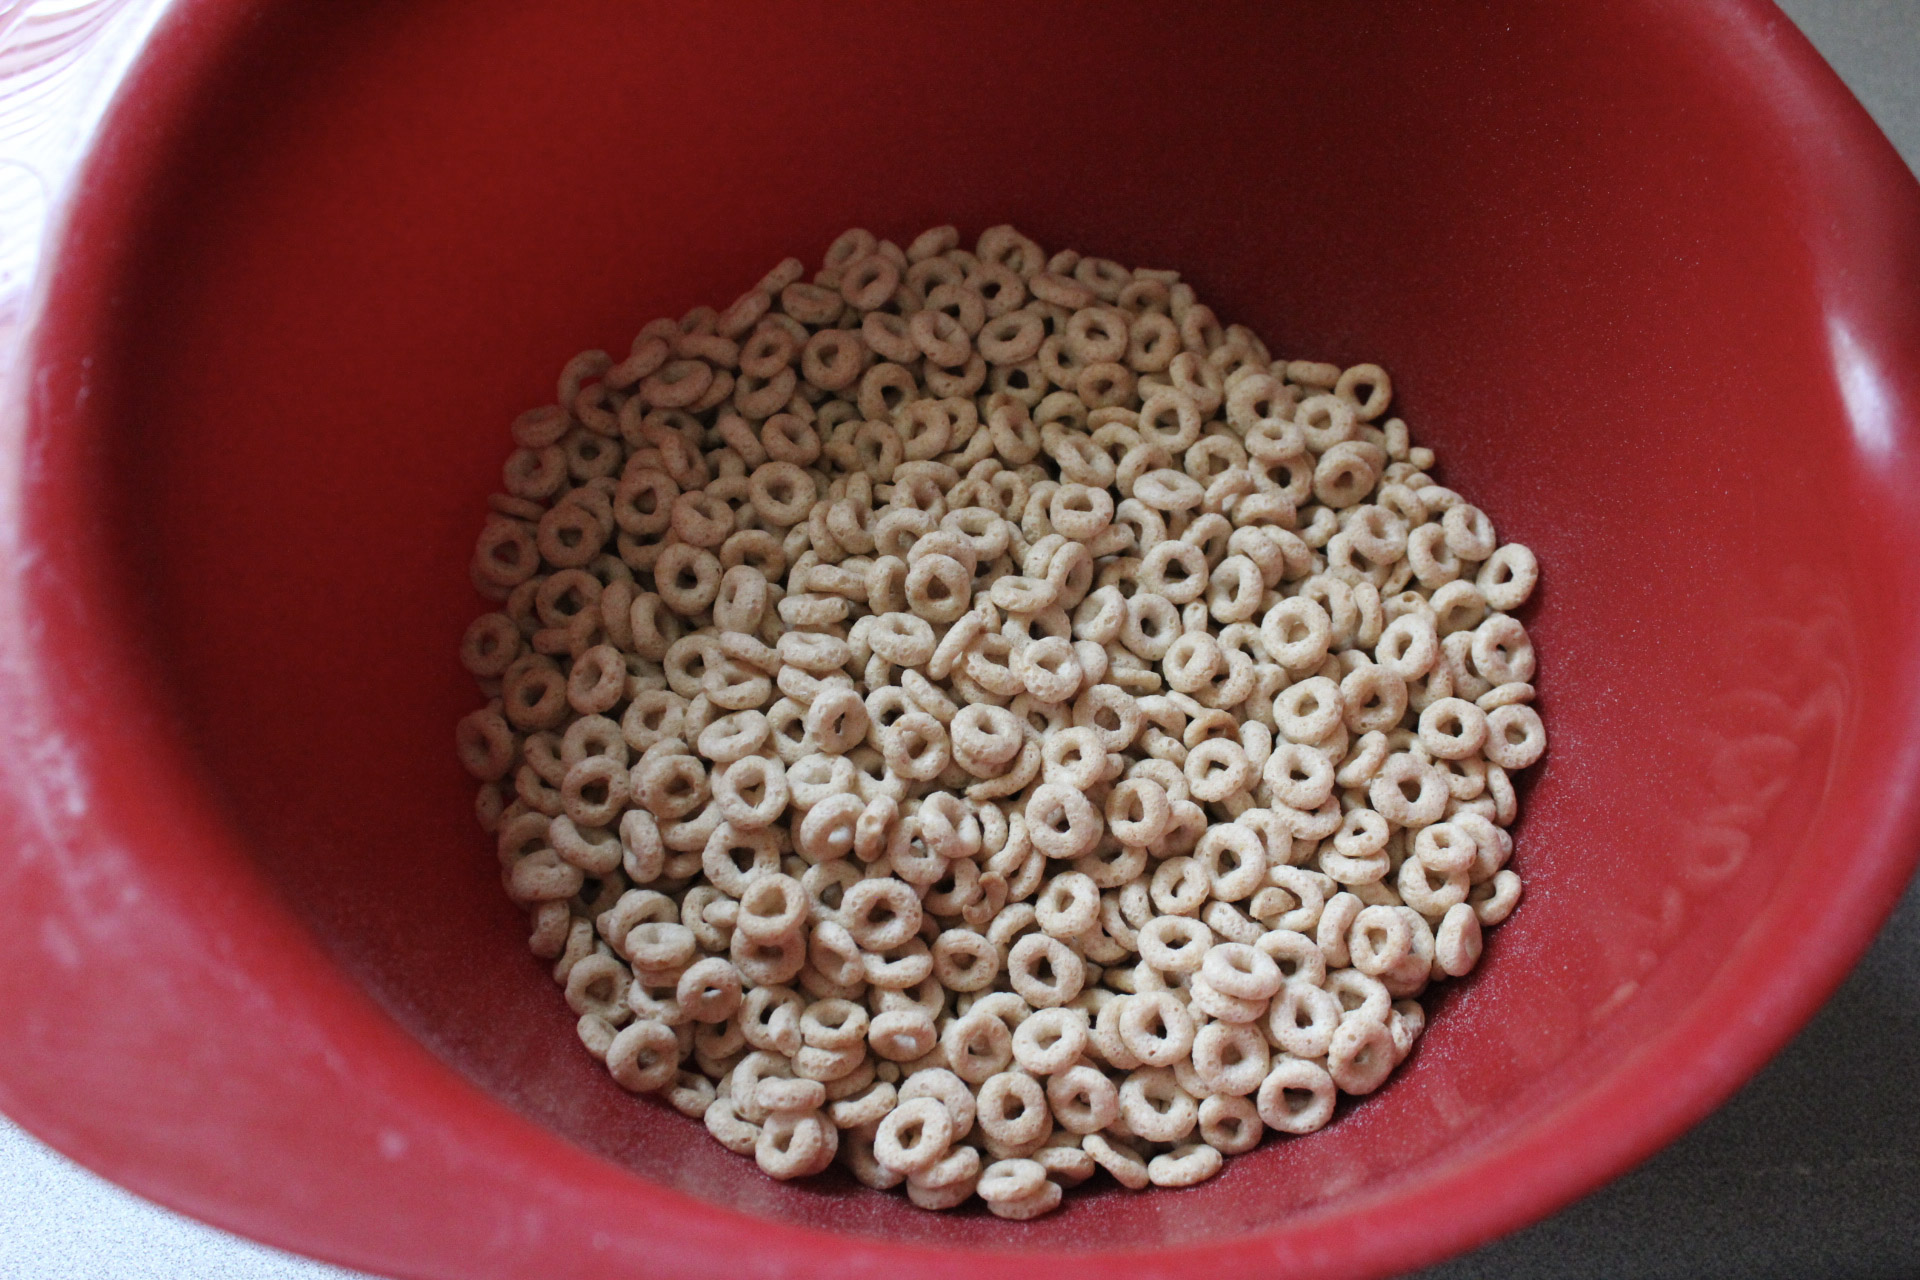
4,2,1918,1277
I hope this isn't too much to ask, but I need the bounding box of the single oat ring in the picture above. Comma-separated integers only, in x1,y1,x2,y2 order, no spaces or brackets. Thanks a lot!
457,223,1544,1218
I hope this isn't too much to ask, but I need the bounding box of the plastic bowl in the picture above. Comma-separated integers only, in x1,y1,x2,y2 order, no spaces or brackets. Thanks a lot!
3,2,1919,1277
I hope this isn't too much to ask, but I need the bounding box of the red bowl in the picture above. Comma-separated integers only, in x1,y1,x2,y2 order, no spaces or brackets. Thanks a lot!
3,1,1918,1276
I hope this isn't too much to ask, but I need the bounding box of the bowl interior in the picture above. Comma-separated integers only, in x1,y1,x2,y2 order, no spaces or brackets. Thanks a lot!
56,0,1915,1261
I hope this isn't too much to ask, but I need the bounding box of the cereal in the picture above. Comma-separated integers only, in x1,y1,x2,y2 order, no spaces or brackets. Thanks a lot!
459,224,1546,1215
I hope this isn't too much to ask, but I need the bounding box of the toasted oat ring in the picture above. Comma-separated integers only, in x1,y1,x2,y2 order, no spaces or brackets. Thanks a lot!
1161,630,1221,695
1376,611,1439,679
1139,539,1209,604
941,1008,1015,1083
1033,872,1100,939
1138,916,1212,976
1195,823,1267,901
1260,596,1332,672
1418,696,1489,759
1436,901,1485,976
977,1157,1049,1209
793,791,861,864
697,709,768,765
1328,1014,1398,1096
1024,783,1102,860
977,1070,1052,1147
866,612,936,666
1010,1006,1089,1076
1406,521,1462,589
869,1008,938,1062
455,708,516,781
1118,991,1196,1068
1274,676,1343,743
711,564,768,634
1348,905,1414,977
1184,737,1253,803
745,460,817,527
1039,725,1106,791
1331,805,1390,862
905,308,971,368
1132,467,1205,513
710,755,788,830
653,543,722,615
1135,387,1203,452
1257,1056,1336,1134
1190,1021,1269,1097
834,251,897,309
873,1097,953,1175
795,998,868,1052
1072,683,1142,754
560,753,629,827
1432,581,1490,638
1082,1132,1149,1189
631,750,707,822
841,877,922,951
1006,933,1086,1008
668,488,734,549
1202,941,1283,1001
1414,821,1479,878
1103,776,1169,846
1015,635,1083,703
881,712,950,782
759,412,820,466
803,685,869,755
691,825,776,902
1120,592,1181,661
1150,855,1210,915
1045,1064,1119,1136
890,1070,973,1146
606,1019,681,1093
793,326,861,392
473,517,543,588
904,553,972,623
640,358,714,409
1197,1094,1263,1155
931,929,1001,993
1340,662,1408,735
854,359,916,425
1263,740,1335,810
985,1178,1067,1223
677,957,743,1023
950,702,1025,774
1444,503,1498,559
1484,703,1547,769
733,317,794,381
1117,1066,1196,1142
1295,393,1359,451
731,919,806,987
1361,753,1443,827
1477,542,1538,610
1265,978,1341,1060
978,308,1045,364
1471,614,1537,686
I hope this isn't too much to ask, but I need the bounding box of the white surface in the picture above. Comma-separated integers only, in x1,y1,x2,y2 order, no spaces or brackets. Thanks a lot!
0,1119,364,1278
0,0,169,352
2,4,1916,1280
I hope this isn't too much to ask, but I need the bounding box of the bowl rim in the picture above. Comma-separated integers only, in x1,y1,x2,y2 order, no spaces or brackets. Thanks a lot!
3,1,1919,1276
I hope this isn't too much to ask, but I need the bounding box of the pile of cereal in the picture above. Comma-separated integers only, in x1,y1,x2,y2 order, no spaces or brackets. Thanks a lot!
456,224,1543,1218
